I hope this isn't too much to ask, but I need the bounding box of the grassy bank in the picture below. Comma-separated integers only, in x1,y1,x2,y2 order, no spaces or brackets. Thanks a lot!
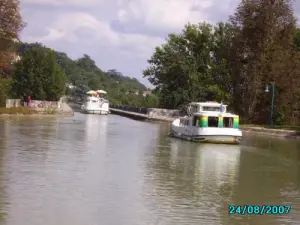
0,107,56,115
240,124,300,132
0,107,38,114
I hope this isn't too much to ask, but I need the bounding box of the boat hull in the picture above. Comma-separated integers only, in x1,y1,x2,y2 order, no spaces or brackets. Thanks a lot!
83,109,109,115
169,131,241,144
170,118,242,144
81,100,109,115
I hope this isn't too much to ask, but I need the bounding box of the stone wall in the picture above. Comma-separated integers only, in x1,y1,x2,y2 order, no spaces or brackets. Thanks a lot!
6,99,21,108
147,108,183,118
29,100,58,109
6,99,59,111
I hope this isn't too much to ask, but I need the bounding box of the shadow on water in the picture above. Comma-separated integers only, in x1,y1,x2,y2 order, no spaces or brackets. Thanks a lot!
67,102,82,112
142,124,300,225
1,117,57,163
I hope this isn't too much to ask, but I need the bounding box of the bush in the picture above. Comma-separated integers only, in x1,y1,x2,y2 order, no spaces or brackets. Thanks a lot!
44,108,56,114
274,108,285,125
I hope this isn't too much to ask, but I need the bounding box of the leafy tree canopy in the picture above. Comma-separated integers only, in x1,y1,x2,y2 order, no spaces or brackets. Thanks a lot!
12,45,66,101
0,0,24,75
13,42,156,107
144,0,300,124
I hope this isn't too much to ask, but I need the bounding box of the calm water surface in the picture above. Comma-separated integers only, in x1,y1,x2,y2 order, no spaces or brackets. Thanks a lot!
0,113,300,225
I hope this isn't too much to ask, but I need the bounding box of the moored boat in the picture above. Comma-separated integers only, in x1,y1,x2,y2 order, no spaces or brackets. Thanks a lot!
81,90,109,115
170,101,242,144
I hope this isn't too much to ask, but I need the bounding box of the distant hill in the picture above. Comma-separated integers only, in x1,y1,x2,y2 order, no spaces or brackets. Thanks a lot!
17,42,147,89
15,42,157,106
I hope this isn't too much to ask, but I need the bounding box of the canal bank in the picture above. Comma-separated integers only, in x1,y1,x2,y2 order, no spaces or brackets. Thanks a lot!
240,126,300,138
109,107,300,138
2,96,74,117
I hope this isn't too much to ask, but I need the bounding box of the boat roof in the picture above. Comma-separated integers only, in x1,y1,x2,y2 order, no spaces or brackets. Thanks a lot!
189,101,227,107
193,111,238,117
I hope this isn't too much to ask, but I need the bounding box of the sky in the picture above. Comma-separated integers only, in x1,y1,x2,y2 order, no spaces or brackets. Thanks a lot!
19,0,300,87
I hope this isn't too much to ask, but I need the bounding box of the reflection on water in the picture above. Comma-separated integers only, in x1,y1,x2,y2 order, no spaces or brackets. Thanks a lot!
195,143,241,190
0,121,9,225
0,116,300,224
144,135,242,225
84,114,108,141
145,126,300,225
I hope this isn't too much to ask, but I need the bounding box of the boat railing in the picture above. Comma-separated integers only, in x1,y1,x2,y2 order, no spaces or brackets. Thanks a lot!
110,104,149,114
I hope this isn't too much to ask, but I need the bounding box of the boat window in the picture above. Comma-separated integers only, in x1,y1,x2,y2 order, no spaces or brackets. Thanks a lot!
179,119,184,126
203,106,220,112
180,119,189,126
92,100,97,103
208,116,218,127
192,116,199,126
223,117,233,128
192,106,198,113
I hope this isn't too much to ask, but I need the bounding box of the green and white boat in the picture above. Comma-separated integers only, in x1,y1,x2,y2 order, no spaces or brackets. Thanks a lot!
81,90,109,115
170,101,242,144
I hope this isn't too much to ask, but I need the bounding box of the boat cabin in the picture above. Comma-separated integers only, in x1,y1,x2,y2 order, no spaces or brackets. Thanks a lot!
86,96,100,104
189,101,227,113
181,101,239,128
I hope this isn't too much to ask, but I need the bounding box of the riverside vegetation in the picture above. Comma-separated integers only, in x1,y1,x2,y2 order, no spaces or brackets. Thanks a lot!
143,0,300,126
2,0,300,125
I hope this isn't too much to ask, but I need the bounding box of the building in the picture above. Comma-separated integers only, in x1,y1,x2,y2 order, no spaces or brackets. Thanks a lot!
143,90,152,97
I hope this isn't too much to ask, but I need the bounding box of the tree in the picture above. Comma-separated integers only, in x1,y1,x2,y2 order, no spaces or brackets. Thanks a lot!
210,22,235,104
294,28,300,51
143,0,300,124
0,0,24,73
14,42,151,106
229,0,300,123
144,94,159,108
143,22,228,109
12,46,67,101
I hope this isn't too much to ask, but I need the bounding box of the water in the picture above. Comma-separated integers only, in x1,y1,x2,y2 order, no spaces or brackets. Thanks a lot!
0,113,300,225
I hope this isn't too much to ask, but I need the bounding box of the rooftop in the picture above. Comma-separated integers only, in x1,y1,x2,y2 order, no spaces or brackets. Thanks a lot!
189,101,227,107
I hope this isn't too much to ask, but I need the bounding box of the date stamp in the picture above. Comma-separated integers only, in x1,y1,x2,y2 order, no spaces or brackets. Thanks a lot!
228,205,291,215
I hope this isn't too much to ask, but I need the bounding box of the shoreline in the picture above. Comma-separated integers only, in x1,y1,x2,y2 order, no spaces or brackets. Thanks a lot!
0,113,74,117
1,99,74,117
106,108,300,139
240,126,300,139
3,103,299,139
143,116,300,139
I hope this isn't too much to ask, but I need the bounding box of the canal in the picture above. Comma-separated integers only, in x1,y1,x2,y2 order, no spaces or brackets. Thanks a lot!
0,113,300,225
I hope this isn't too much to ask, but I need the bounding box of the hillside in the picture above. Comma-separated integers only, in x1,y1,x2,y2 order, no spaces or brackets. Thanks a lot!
15,42,157,107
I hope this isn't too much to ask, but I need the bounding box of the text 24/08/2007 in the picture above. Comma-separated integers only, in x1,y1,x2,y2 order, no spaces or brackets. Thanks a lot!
228,205,291,215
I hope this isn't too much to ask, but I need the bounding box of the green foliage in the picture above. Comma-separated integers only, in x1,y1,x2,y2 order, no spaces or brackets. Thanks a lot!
144,22,217,109
44,108,56,114
16,43,154,107
294,28,300,51
143,22,236,109
144,0,300,124
274,108,285,125
0,77,12,107
12,45,66,101
0,79,7,107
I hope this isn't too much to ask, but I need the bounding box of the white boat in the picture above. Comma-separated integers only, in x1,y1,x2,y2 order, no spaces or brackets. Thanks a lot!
81,90,109,115
170,101,242,144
